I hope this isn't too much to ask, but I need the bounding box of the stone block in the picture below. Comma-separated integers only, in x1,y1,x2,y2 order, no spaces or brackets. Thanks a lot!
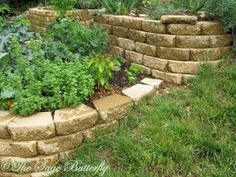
141,78,163,89
142,20,166,33
127,29,147,42
54,104,98,135
161,15,197,24
0,111,16,139
112,26,128,38
93,94,133,123
152,70,183,84
98,23,112,34
200,21,225,35
118,38,135,50
143,55,168,71
0,140,37,158
210,35,232,47
176,36,210,48
109,35,118,46
94,14,111,24
109,15,124,26
147,33,175,47
122,84,155,102
7,112,55,141
37,132,83,155
190,48,222,61
168,60,200,74
123,16,143,30
125,50,143,64
109,46,124,57
136,42,156,56
157,47,190,61
167,23,201,35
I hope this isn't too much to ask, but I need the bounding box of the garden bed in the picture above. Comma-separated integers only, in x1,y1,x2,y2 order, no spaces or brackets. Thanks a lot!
0,77,163,176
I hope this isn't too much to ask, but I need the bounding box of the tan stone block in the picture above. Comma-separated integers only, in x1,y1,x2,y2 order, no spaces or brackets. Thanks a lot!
0,172,30,177
0,154,58,173
200,21,225,35
109,15,124,26
0,111,16,139
176,36,210,48
152,70,183,84
167,23,201,35
122,84,155,102
161,15,197,24
168,60,200,74
136,42,156,56
123,16,143,30
131,63,151,75
98,23,112,34
7,112,55,141
54,104,98,135
128,29,146,42
118,38,135,50
210,35,232,47
0,140,37,157
125,50,143,64
93,94,133,123
190,48,222,61
157,47,190,61
142,20,166,33
83,120,119,140
37,132,83,155
143,55,168,71
109,46,124,57
112,26,128,38
94,14,111,24
109,35,118,46
147,33,175,47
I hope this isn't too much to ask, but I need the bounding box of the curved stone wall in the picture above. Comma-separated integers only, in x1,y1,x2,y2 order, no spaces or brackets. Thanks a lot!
28,7,92,33
94,14,233,84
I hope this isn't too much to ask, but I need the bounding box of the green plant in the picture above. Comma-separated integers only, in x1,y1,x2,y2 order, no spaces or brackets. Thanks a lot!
0,3,10,14
0,38,95,116
172,0,207,13
125,64,143,85
0,21,35,59
47,19,108,56
100,0,140,15
88,55,121,89
50,0,77,17
76,0,102,9
203,0,236,48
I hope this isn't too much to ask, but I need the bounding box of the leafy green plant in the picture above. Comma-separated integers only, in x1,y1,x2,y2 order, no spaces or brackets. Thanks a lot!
100,0,140,15
47,19,108,56
88,55,121,89
125,64,143,85
0,3,10,14
172,0,207,13
0,38,95,116
0,21,35,59
50,0,77,17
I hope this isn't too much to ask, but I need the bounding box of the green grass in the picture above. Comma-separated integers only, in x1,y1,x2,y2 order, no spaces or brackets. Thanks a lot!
59,59,236,177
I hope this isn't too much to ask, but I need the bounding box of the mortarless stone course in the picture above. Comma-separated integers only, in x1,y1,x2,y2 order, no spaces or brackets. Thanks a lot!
118,38,136,50
128,29,147,43
112,26,128,38
136,42,156,56
125,50,143,64
161,15,198,24
142,20,166,34
93,94,133,123
168,60,200,74
147,33,175,47
176,36,210,48
143,55,168,71
54,104,98,135
122,84,155,102
157,47,190,61
167,23,201,35
7,112,55,141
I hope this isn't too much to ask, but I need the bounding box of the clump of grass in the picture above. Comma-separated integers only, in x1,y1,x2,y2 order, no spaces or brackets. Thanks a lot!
60,59,236,177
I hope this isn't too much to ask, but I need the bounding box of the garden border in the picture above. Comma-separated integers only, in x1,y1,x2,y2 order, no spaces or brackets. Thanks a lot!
0,78,162,177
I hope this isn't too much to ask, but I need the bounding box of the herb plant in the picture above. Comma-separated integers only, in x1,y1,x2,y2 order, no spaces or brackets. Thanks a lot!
89,55,121,89
125,64,143,85
50,0,77,18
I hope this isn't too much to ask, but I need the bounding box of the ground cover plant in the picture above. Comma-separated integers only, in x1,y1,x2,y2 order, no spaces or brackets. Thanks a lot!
59,59,236,177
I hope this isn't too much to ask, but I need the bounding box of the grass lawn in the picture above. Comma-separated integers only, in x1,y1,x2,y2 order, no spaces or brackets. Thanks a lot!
59,59,236,177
